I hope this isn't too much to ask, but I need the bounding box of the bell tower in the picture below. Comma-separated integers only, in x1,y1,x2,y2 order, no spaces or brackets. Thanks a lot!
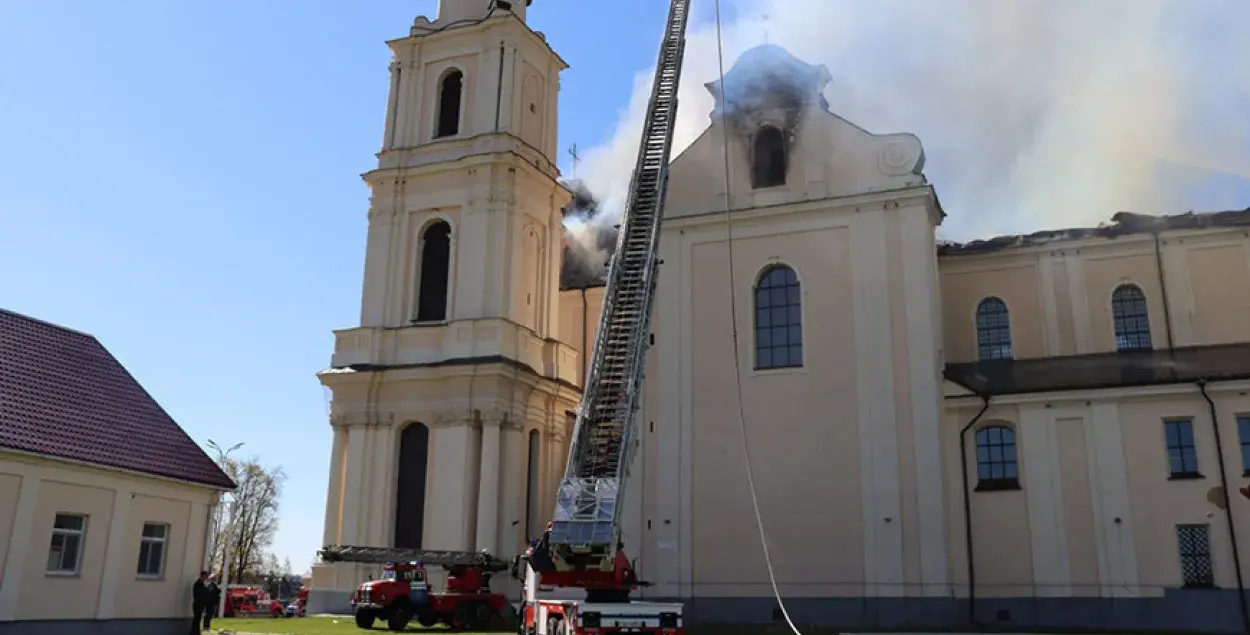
309,2,580,614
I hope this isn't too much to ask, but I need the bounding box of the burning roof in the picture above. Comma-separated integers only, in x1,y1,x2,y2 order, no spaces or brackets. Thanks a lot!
939,208,1250,256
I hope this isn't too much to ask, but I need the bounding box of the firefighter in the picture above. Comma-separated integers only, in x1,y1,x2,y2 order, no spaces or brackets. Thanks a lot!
191,571,212,633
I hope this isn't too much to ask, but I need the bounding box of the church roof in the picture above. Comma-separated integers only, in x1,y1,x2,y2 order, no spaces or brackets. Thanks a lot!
939,208,1250,256
945,342,1250,397
0,308,235,489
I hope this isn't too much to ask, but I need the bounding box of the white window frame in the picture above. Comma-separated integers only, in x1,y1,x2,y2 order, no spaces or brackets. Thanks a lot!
137,522,170,579
46,513,87,576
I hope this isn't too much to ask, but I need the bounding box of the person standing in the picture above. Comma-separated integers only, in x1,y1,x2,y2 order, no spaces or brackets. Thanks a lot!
203,575,221,631
191,571,211,633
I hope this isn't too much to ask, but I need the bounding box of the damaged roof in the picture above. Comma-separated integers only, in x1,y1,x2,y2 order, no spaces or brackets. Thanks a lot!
945,343,1250,396
939,208,1250,256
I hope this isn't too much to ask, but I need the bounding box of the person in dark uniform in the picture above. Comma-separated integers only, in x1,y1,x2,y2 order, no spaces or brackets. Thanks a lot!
203,575,221,630
191,571,211,633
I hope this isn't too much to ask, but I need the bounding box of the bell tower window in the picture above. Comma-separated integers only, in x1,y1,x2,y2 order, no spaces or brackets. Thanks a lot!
416,221,452,322
752,126,787,188
436,70,463,138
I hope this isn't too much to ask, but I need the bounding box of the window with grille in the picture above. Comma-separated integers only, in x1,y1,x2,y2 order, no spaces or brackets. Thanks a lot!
46,513,86,574
975,297,1013,360
1112,284,1152,350
137,522,169,578
975,425,1020,491
1177,524,1214,588
1165,419,1201,478
754,265,802,370
1238,415,1250,475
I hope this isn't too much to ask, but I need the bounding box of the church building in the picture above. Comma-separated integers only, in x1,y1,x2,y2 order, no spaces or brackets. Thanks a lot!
309,2,1250,632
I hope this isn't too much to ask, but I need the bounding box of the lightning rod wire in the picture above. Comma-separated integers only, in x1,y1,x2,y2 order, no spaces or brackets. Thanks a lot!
711,2,803,634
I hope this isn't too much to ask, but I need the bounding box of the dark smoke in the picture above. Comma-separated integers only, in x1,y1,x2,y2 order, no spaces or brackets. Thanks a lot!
560,179,618,289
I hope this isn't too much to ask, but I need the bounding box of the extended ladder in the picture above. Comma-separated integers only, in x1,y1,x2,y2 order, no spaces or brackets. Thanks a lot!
320,545,510,572
547,0,691,567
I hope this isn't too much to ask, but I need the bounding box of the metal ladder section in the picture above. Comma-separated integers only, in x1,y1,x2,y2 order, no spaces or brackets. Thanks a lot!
319,545,509,571
548,0,691,562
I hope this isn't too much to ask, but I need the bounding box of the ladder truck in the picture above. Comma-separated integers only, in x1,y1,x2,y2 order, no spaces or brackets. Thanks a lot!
318,545,515,631
516,1,691,633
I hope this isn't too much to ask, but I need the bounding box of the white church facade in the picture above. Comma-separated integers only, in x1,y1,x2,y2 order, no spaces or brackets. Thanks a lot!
310,2,1250,632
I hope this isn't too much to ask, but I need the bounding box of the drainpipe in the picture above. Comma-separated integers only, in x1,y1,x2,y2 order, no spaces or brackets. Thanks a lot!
1198,379,1249,632
959,394,992,626
1152,232,1175,350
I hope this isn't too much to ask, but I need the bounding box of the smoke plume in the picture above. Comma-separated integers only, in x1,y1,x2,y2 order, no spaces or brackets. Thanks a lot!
565,0,1250,254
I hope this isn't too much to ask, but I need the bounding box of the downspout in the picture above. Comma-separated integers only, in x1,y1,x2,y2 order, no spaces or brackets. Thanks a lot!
959,393,992,626
1152,232,1175,350
1198,379,1249,633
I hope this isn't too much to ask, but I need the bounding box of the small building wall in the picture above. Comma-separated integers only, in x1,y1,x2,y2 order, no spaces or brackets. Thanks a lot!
0,452,217,635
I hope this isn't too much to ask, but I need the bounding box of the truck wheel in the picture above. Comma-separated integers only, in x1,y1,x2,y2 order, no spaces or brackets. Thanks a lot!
472,602,493,630
355,610,376,629
417,608,439,628
454,604,470,629
387,604,411,632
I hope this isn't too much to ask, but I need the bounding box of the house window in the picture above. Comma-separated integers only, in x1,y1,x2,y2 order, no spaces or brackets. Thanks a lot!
415,221,452,322
975,297,1012,360
754,264,802,370
1165,419,1201,478
1177,524,1215,587
1239,415,1250,475
436,70,463,138
137,522,169,578
1112,283,1152,350
751,126,787,188
974,425,1020,491
46,513,86,574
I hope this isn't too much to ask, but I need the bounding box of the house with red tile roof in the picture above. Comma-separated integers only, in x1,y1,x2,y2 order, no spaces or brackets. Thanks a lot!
0,308,235,635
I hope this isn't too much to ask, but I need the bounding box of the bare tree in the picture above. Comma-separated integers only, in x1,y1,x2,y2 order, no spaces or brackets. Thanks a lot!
209,457,286,584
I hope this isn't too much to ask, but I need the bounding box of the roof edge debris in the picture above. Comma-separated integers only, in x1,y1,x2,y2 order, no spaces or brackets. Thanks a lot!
939,208,1250,257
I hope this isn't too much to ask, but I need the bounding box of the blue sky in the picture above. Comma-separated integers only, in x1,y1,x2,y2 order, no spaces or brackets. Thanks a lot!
0,0,685,571
2,0,1248,573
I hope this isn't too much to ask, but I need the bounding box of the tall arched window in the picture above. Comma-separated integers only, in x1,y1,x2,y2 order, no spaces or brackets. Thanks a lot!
975,425,1020,491
752,126,787,188
394,422,429,548
415,221,452,323
755,264,802,370
975,297,1013,360
525,430,541,540
435,70,463,138
1112,283,1152,351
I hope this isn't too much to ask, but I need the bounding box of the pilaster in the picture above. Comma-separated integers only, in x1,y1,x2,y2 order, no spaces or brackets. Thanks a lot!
476,418,502,553
0,474,40,620
95,488,133,619
1019,404,1072,596
851,209,903,596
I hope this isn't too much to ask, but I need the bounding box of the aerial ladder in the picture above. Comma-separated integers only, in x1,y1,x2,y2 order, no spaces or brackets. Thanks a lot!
517,0,691,633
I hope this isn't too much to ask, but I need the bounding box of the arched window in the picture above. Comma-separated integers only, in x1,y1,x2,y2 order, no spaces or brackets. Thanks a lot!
525,429,541,540
415,221,452,323
754,264,802,370
751,126,787,188
394,422,429,548
436,70,463,138
975,297,1013,360
1111,283,1152,351
975,425,1020,491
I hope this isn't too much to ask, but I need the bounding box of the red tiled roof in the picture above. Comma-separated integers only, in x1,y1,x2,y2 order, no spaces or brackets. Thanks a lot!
0,308,235,489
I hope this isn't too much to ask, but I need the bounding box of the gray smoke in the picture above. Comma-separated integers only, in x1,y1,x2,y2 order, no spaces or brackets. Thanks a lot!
567,0,1250,243
560,179,618,288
